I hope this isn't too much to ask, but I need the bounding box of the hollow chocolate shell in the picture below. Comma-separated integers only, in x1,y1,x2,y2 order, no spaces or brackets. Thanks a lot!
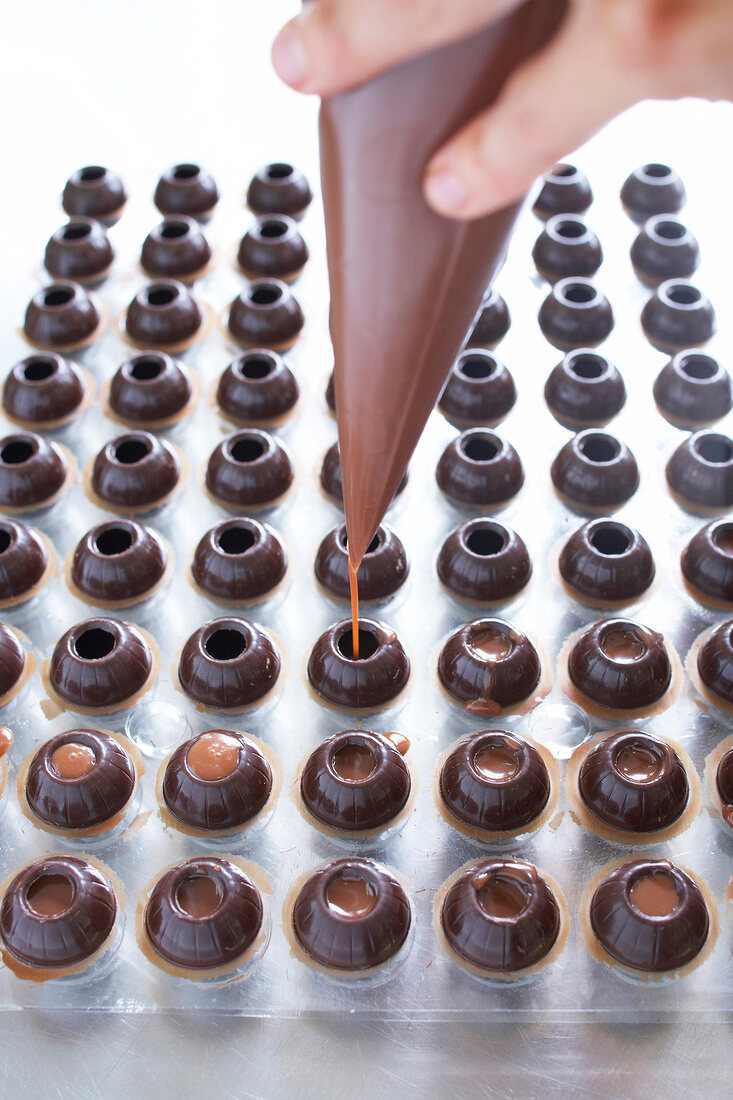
0,624,28,702
438,350,516,428
654,353,732,431
162,730,272,831
308,618,410,709
532,163,593,220
0,432,69,511
216,350,299,425
320,442,407,506
24,282,101,350
442,859,561,973
559,519,654,605
0,520,51,606
292,859,410,971
178,618,281,710
44,218,114,284
620,163,686,224
436,430,523,509
300,730,411,832
108,353,194,427
141,217,212,280
62,166,126,225
681,521,733,604
70,520,168,606
696,621,733,705
551,430,639,511
0,855,117,969
666,431,733,512
567,619,671,711
227,280,304,350
246,162,313,219
538,278,613,351
438,518,531,603
631,216,700,287
153,163,220,221
578,731,689,834
238,216,309,281
145,858,262,969
192,517,287,603
3,354,87,428
48,618,154,712
205,429,294,510
641,280,715,354
315,522,408,602
438,619,541,715
25,729,136,831
544,350,625,429
125,281,203,349
440,731,550,833
589,860,708,973
466,288,510,349
716,749,733,824
532,215,602,283
90,432,181,512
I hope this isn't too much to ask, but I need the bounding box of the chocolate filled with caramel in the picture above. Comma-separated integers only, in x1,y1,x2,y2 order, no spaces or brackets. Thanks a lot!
0,432,70,511
682,521,733,604
238,216,309,281
641,280,715,354
696,620,733,705
216,350,299,426
0,855,117,969
70,520,168,607
154,163,219,221
441,859,561,974
533,163,593,220
246,162,313,220
227,280,304,350
300,730,411,832
631,215,700,287
178,617,281,711
438,518,531,604
538,278,613,351
108,353,194,428
89,431,182,513
544,350,626,429
125,281,203,350
320,442,408,507
551,430,639,511
559,519,654,605
436,430,524,509
3,354,88,428
589,860,709,973
140,217,212,280
465,288,511,349
438,618,542,715
315,522,408,602
0,520,51,606
62,165,127,225
620,163,686,224
47,618,155,712
666,431,733,513
0,624,29,703
44,218,114,284
162,730,272,832
144,858,263,970
308,618,410,710
24,282,101,351
191,517,287,604
438,350,516,429
532,214,602,283
292,858,410,971
716,749,733,824
205,429,294,510
567,619,672,712
653,352,732,431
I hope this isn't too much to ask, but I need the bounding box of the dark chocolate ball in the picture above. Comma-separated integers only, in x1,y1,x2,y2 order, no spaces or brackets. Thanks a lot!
0,432,69,511
681,520,733,604
238,216,309,281
178,617,281,710
559,518,654,605
48,617,154,711
227,280,304,350
653,352,732,430
716,750,733,820
108,352,193,427
544,350,625,429
533,163,593,220
191,517,287,603
44,218,114,284
24,282,101,350
308,618,410,709
205,429,294,510
90,431,182,512
153,163,220,221
438,349,516,428
620,163,686,224
3,354,87,428
437,518,531,603
0,520,50,605
641,280,715,354
539,278,613,351
0,624,28,700
532,214,602,283
62,165,127,226
216,350,299,425
631,215,700,287
320,441,407,506
697,620,733,705
666,431,733,512
466,288,510,349
141,217,212,280
551,430,639,512
125,281,203,349
567,619,671,711
70,520,168,606
438,618,541,715
246,162,313,219
314,522,408,602
436,429,524,509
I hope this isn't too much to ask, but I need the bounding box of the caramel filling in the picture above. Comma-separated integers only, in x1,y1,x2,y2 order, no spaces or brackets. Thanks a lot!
332,742,378,781
469,626,512,661
476,876,527,919
326,874,376,918
26,874,74,916
187,731,241,781
473,742,520,781
722,805,733,827
615,744,663,783
600,626,645,661
175,874,221,918
386,731,410,756
348,557,360,659
0,726,12,759
51,742,96,779
629,872,679,917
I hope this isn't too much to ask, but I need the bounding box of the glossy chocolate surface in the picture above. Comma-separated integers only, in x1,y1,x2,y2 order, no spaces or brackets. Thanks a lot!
3,354,86,427
162,730,272,831
579,731,689,833
666,431,733,511
71,520,168,604
91,431,181,511
436,430,524,508
0,432,68,510
62,166,126,225
301,730,410,831
590,860,708,972
654,352,732,430
716,749,733,817
246,163,313,219
153,163,219,220
442,859,561,972
440,730,550,832
145,857,262,969
568,619,671,710
551,430,639,510
141,217,212,279
26,729,135,830
49,618,153,710
532,214,602,283
0,625,27,698
292,858,410,970
559,519,654,603
315,522,408,602
125,281,203,348
438,518,531,603
620,163,686,224
238,216,309,280
631,215,700,287
192,517,287,602
308,618,410,709
682,521,733,602
532,163,593,220
109,353,192,426
24,282,100,349
205,429,293,509
438,350,516,428
227,280,304,349
466,288,511,348
544,351,626,429
438,618,541,714
178,617,281,710
697,620,733,704
216,350,299,425
44,218,114,283
538,278,613,351
0,855,116,968
641,280,715,353
0,520,48,602
320,442,407,507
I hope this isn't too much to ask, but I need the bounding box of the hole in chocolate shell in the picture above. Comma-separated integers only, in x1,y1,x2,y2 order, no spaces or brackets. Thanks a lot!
629,871,679,917
94,526,134,556
1,439,36,465
114,437,151,465
613,742,664,782
216,525,257,555
172,164,200,180
238,355,275,380
589,524,631,556
337,628,379,661
694,435,733,465
175,874,222,918
599,625,646,662
0,529,11,554
230,437,265,463
654,220,686,241
61,222,92,240
23,357,57,381
249,284,282,306
43,287,75,307
473,741,521,781
79,166,106,182
332,741,378,782
145,285,177,307
578,434,619,464
666,285,700,306
468,625,513,661
462,435,499,462
562,282,596,305
555,218,586,239
27,873,75,916
465,526,506,556
569,353,605,379
679,354,717,380
326,874,376,918
259,220,289,238
476,876,527,919
74,627,116,660
712,524,733,556
129,356,165,381
459,354,496,380
266,163,294,180
551,164,576,179
159,221,189,239
204,628,247,661
643,163,672,179
338,528,382,554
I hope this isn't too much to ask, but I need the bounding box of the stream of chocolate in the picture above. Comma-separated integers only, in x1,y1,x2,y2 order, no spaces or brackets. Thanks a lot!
319,1,567,652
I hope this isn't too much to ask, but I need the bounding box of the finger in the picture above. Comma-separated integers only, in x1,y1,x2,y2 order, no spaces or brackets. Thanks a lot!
271,0,520,95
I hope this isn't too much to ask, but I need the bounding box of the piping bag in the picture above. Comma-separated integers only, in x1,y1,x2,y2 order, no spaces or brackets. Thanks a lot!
318,0,567,652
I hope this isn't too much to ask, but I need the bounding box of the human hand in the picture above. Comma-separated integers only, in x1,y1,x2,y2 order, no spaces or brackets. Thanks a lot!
272,0,733,219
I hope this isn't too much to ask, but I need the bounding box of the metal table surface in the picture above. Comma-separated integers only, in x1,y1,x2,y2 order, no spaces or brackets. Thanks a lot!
1,1,732,1095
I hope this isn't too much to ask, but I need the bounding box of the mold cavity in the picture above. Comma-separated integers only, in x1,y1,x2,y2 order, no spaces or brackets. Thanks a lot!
0,529,10,554
643,163,672,179
338,627,379,661
43,287,74,307
160,220,189,239
74,627,116,660
629,871,679,917
217,525,257,555
146,285,177,307
266,163,294,179
555,218,586,239
94,526,134,556
694,434,733,465
173,164,200,179
712,523,733,556
599,624,645,662
551,164,576,179
249,284,281,306
239,354,275,380
332,741,378,782
62,222,92,240
466,525,506,557
79,166,106,182
477,876,527,919
230,437,265,463
130,356,164,381
462,434,499,462
562,282,596,305
259,219,288,238
654,220,686,241
570,354,605,380
23,357,56,382
666,284,700,306
1,439,35,465
204,628,247,661
326,873,376,918
590,524,631,556
578,434,619,464
459,354,496,380
679,354,717,380
27,873,75,916
175,874,221,918
114,437,151,464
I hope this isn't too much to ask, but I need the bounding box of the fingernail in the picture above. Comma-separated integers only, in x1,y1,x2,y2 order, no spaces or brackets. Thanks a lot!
272,24,309,88
424,167,470,214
